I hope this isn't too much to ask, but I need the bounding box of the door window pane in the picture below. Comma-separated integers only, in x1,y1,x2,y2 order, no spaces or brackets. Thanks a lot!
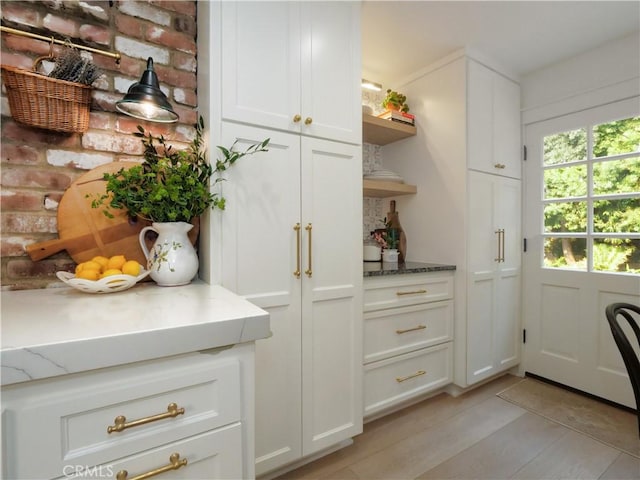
593,157,640,194
593,117,640,157
544,237,587,270
593,238,640,273
543,128,586,165
593,198,640,233
544,202,587,233
543,165,587,199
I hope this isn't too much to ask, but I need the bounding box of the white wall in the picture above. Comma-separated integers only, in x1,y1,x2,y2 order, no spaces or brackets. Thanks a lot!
521,32,640,125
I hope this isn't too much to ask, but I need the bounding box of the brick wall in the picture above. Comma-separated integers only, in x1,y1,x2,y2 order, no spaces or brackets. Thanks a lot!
0,1,198,290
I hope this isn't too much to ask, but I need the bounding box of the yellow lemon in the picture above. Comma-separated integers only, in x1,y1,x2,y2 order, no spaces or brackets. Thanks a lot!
79,260,102,273
91,255,109,271
107,255,127,270
76,269,100,281
101,268,123,278
122,260,141,277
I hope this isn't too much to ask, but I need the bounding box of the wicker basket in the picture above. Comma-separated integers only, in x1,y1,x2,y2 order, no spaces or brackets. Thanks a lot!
1,63,92,133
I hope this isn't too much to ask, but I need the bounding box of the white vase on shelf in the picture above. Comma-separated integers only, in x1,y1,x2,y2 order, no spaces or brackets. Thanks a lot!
382,248,399,264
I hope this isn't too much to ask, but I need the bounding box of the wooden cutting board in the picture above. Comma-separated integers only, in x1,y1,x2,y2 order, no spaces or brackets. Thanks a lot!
26,162,152,265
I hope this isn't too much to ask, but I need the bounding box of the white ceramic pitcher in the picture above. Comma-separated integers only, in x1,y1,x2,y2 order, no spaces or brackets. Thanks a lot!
139,222,199,286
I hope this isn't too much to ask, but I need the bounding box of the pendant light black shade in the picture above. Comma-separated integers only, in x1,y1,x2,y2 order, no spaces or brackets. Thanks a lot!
116,57,179,123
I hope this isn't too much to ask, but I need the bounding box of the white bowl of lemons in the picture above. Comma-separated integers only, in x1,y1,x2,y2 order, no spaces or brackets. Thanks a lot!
57,255,150,294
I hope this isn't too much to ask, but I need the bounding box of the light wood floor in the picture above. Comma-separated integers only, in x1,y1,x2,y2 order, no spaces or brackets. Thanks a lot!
273,375,640,480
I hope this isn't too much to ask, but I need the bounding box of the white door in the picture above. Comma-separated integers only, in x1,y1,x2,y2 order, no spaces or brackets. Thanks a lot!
220,1,361,145
220,1,302,133
220,124,303,474
300,1,361,144
467,59,521,179
467,171,522,385
523,98,640,408
300,138,363,455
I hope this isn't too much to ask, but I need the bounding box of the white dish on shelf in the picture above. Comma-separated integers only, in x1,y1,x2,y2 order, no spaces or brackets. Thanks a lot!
56,269,150,294
364,176,404,183
364,169,404,183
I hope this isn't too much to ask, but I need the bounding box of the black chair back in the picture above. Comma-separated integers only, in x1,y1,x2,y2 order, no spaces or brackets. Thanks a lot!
606,302,640,437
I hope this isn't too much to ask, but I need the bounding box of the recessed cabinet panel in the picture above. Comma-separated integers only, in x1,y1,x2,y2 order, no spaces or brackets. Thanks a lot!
221,1,301,133
466,171,522,385
221,1,360,144
467,59,521,179
364,274,454,312
97,424,243,480
364,301,454,363
364,343,452,417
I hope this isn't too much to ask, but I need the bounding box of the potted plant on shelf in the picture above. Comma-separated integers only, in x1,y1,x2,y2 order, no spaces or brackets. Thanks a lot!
92,117,269,286
372,224,400,264
381,89,410,113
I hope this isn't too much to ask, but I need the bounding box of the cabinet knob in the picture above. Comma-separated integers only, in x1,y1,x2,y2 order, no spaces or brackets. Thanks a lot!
304,117,313,125
293,114,302,123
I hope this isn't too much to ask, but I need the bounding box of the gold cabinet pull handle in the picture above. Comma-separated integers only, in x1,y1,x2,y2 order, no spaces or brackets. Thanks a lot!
494,163,506,169
293,114,302,123
500,228,505,262
304,223,312,277
304,117,313,125
116,453,187,480
107,403,184,434
396,289,426,296
495,229,502,262
396,370,426,383
293,223,301,278
396,325,426,334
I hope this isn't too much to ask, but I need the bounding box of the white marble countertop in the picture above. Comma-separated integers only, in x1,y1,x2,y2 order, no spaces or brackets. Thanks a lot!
1,281,270,387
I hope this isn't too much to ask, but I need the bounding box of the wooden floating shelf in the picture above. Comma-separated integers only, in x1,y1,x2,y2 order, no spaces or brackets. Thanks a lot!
362,114,416,145
363,179,417,198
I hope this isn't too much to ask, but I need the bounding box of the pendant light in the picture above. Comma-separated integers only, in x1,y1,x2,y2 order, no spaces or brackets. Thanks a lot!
116,57,179,123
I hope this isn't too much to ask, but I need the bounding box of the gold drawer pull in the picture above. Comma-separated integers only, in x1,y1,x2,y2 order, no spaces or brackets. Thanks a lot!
396,370,426,383
107,403,185,434
396,325,426,334
116,452,187,480
396,289,427,296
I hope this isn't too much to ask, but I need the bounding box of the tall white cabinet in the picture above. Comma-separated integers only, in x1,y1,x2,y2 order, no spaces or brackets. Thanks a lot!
198,2,363,476
382,53,522,388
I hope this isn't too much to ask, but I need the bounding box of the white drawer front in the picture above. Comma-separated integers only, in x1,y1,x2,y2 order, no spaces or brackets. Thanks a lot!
364,343,452,418
59,423,244,480
364,273,454,312
3,353,242,480
364,301,453,364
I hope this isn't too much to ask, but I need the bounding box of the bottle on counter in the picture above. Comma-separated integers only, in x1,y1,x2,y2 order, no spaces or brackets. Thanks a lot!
386,200,407,263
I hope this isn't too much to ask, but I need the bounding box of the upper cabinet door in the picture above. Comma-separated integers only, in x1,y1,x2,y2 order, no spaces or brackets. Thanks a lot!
221,1,361,145
467,59,522,179
300,2,362,144
221,1,302,133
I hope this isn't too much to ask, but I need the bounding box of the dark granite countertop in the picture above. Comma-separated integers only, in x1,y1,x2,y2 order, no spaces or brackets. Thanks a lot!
363,261,456,277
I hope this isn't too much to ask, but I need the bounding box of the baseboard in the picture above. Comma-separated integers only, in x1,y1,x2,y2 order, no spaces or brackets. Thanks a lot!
257,439,353,480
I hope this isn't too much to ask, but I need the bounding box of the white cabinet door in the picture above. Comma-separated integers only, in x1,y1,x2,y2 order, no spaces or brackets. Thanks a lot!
467,171,521,384
220,1,360,144
220,127,363,474
300,2,361,144
300,138,362,455
467,59,521,179
221,1,301,133
220,124,303,475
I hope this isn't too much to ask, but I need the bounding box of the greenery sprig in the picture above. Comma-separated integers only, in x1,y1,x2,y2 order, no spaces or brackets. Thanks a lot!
91,117,269,223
